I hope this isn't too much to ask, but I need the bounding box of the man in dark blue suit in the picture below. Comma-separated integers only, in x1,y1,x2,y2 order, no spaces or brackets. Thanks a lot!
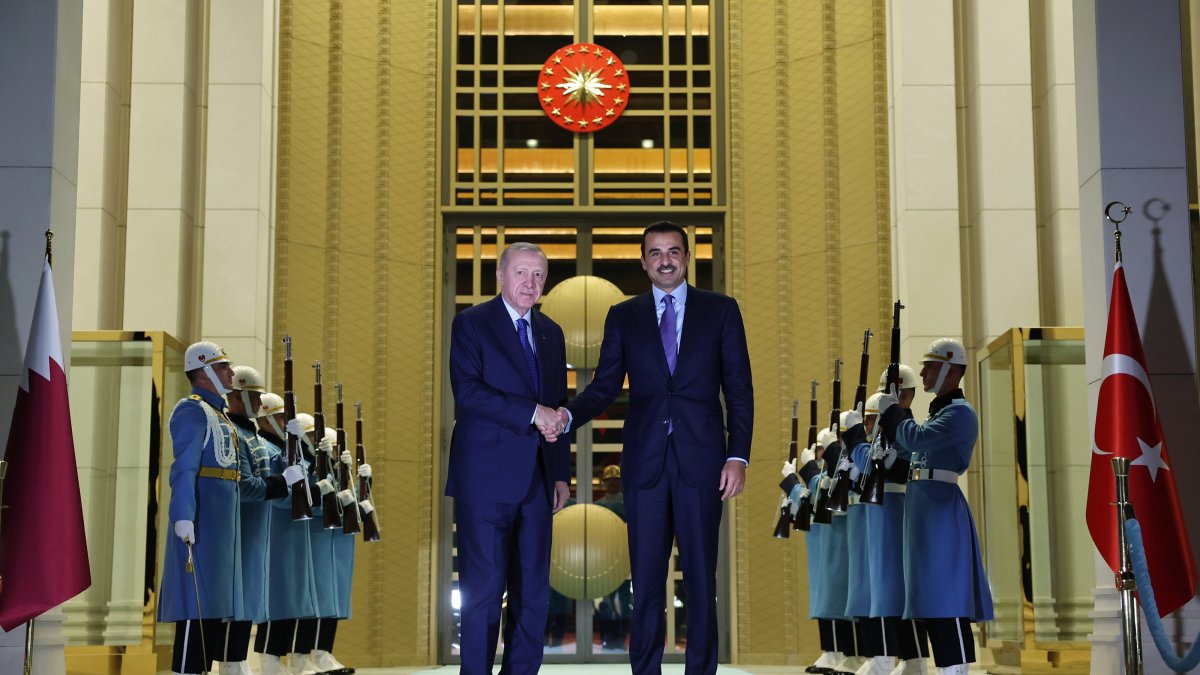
446,242,572,675
562,221,754,675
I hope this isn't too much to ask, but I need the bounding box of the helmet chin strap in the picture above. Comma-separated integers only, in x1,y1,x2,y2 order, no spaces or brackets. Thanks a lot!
267,415,285,438
204,364,231,395
924,362,951,394
239,391,258,418
866,419,879,443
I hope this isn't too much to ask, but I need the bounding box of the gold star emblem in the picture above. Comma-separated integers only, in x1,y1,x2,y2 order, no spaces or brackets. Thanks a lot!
564,116,574,124
617,83,626,92
544,67,554,76
592,116,602,124
607,56,615,66
595,48,604,57
543,96,553,104
541,82,549,89
614,68,623,77
580,45,590,54
554,56,562,64
551,107,561,116
614,96,624,105
606,108,614,117
577,118,587,127
565,47,574,55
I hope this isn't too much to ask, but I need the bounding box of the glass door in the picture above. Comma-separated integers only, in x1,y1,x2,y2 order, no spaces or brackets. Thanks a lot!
439,217,722,663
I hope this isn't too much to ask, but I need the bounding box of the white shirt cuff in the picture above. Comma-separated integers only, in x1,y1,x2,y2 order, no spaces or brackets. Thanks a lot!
727,457,748,466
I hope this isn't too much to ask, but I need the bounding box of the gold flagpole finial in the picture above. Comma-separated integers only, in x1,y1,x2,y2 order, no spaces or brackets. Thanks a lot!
1105,201,1131,264
44,229,54,267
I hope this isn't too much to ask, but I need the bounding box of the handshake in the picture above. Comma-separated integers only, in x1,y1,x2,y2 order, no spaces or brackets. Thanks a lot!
534,405,571,442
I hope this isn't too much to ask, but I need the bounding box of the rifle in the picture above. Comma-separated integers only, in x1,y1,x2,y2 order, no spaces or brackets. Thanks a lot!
860,300,904,505
356,403,382,542
793,379,818,531
773,399,801,539
811,358,840,524
283,336,313,521
337,384,361,535
314,362,343,529
829,330,871,513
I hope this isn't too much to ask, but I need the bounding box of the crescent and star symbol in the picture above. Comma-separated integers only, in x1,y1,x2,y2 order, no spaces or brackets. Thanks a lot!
537,43,630,133
1092,351,1172,482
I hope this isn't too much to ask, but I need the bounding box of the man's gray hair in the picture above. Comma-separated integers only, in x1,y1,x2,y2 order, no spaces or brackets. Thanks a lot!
498,242,547,270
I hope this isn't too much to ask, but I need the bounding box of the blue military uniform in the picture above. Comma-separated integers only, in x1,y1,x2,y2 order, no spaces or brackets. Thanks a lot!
886,393,993,622
158,388,244,623
850,435,906,619
231,416,288,624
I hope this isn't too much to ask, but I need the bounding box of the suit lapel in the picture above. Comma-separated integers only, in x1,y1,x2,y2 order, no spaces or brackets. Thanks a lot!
485,296,538,397
675,285,701,374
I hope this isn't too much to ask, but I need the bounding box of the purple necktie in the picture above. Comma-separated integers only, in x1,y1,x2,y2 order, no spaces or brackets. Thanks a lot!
660,294,677,374
517,318,540,394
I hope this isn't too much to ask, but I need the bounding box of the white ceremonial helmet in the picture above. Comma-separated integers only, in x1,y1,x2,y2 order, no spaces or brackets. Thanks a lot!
878,364,918,391
295,413,316,448
838,410,851,432
258,392,287,438
184,341,232,394
922,337,968,393
231,365,265,418
324,426,337,445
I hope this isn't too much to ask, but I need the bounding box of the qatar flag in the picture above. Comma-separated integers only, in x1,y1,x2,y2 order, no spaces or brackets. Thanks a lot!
1086,260,1197,617
0,258,90,631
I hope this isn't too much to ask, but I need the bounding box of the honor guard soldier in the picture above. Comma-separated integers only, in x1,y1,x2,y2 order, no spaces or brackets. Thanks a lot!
785,425,858,673
878,339,994,675
157,341,241,675
218,368,305,675
254,408,321,675
840,400,888,675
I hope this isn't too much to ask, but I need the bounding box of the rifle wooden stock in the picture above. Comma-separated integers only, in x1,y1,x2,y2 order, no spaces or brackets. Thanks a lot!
314,363,342,530
283,336,313,521
773,399,801,539
356,403,382,542
793,379,819,531
831,334,871,513
861,301,905,507
813,361,841,524
337,384,361,535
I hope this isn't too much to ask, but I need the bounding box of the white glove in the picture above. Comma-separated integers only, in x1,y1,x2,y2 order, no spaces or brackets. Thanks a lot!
340,450,353,465
318,436,334,454
877,392,899,416
338,489,356,506
800,444,816,466
882,444,898,469
817,428,838,449
781,458,797,478
836,454,853,475
283,464,305,486
174,520,196,544
358,463,372,479
799,485,811,500
359,498,375,514
317,478,336,495
779,494,792,509
844,403,864,430
286,418,306,437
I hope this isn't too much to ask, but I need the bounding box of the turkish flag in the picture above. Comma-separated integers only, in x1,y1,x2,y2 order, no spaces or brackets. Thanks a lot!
1086,261,1197,617
0,258,91,630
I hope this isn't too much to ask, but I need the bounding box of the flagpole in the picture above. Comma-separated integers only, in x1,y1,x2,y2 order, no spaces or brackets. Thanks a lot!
1112,456,1144,675
20,230,53,675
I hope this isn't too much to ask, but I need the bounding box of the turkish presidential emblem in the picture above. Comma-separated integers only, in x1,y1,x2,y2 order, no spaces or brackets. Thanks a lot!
538,43,630,133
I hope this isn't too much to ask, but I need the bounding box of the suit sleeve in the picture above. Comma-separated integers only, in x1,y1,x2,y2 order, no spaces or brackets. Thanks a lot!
720,299,754,461
567,305,627,427
450,310,539,428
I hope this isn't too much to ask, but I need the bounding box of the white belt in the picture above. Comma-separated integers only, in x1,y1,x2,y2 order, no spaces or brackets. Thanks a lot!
909,468,959,484
884,483,907,494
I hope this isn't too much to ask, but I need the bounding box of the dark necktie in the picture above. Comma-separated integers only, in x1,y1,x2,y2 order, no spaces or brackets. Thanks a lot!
660,294,677,373
517,317,539,394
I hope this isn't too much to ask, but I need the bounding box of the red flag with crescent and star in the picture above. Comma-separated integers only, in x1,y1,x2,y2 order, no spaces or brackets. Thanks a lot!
1086,260,1197,617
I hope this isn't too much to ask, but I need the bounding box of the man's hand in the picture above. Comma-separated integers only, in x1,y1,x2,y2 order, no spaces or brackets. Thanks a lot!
555,407,570,430
358,463,372,479
718,460,746,501
876,392,899,417
534,404,562,442
552,480,570,512
282,464,305,486
781,458,797,479
800,443,817,465
286,418,306,438
339,449,353,465
844,403,864,430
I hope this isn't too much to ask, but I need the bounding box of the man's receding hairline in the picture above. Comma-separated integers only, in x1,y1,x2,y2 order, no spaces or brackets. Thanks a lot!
499,242,547,270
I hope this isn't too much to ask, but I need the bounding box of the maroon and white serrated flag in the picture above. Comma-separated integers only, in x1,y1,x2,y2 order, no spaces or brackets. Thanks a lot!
1086,260,1197,617
0,258,90,631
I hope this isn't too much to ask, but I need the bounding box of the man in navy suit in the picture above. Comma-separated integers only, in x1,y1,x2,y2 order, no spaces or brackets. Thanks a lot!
447,242,572,675
562,221,754,675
